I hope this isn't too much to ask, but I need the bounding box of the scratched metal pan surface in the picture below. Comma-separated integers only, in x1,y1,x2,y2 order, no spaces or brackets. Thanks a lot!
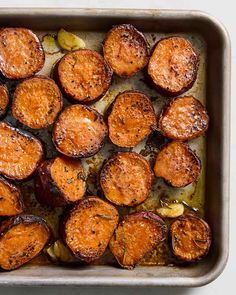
0,9,230,287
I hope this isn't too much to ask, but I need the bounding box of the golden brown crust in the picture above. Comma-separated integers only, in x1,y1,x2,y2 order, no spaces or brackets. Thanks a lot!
0,215,51,270
61,196,119,262
56,49,112,103
109,212,167,269
103,24,149,77
12,76,63,129
100,152,153,206
154,141,201,188
0,28,45,80
0,122,44,180
0,176,24,216
148,36,199,96
107,90,157,147
0,84,9,117
170,215,211,262
53,105,108,158
159,96,209,140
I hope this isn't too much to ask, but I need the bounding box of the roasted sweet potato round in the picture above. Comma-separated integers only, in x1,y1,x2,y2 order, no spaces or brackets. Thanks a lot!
154,141,201,188
55,49,112,103
0,84,9,117
147,36,199,96
0,122,44,180
170,215,211,262
35,156,86,207
0,177,24,216
0,28,45,80
109,212,167,269
100,152,153,206
61,196,119,262
159,96,209,140
0,215,51,270
12,76,63,129
103,24,149,77
53,104,107,158
107,90,157,147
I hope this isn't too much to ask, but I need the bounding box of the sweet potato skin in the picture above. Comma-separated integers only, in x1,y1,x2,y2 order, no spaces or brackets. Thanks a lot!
54,49,112,104
53,104,108,158
0,84,9,117
0,122,44,180
159,96,209,141
0,28,45,80
109,211,167,269
147,36,199,96
0,176,24,216
60,196,119,262
100,152,153,206
170,214,211,262
35,156,86,207
103,24,149,77
106,90,157,147
154,141,201,188
0,215,51,270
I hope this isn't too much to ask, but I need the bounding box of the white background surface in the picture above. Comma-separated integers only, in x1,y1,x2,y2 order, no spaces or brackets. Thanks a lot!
0,1,235,294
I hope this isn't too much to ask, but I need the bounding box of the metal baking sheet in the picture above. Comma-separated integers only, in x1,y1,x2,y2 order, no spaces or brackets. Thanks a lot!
0,9,230,287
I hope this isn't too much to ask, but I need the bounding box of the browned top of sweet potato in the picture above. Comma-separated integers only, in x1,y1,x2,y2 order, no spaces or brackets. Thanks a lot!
103,24,149,77
100,152,153,206
170,215,211,262
159,96,209,140
0,28,45,80
12,76,62,129
148,36,199,96
107,90,157,147
0,84,9,117
0,122,43,180
57,49,112,103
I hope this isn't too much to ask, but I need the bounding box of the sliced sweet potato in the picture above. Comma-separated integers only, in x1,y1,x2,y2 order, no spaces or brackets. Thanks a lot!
0,84,9,117
148,36,199,96
35,156,86,207
12,76,63,129
0,122,43,180
109,212,167,269
55,49,112,103
107,90,157,147
61,196,119,262
0,176,24,216
170,214,211,262
0,215,51,270
100,152,153,206
103,24,149,77
159,96,209,140
53,105,107,158
0,28,45,80
154,141,201,188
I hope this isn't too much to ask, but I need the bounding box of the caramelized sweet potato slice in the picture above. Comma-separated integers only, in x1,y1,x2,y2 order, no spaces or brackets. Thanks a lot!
0,84,9,117
0,28,45,80
103,24,149,77
0,177,24,216
100,152,153,206
55,49,112,103
0,122,43,180
0,215,51,270
53,105,107,158
170,215,211,262
61,196,119,262
107,90,157,147
154,141,201,188
148,36,199,96
35,156,86,207
159,96,209,140
109,212,167,269
12,76,63,129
